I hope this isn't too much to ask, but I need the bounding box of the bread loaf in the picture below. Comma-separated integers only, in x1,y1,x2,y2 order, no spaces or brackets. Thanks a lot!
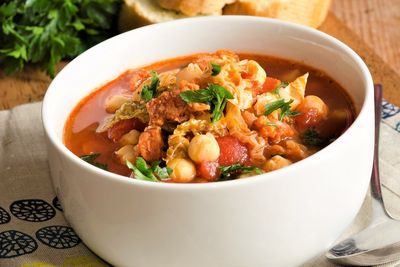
118,0,331,32
118,0,186,32
158,0,235,16
223,0,331,28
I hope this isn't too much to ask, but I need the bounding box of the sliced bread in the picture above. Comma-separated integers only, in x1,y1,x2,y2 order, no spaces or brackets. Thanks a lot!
118,0,331,32
158,0,235,16
118,0,187,32
223,0,331,28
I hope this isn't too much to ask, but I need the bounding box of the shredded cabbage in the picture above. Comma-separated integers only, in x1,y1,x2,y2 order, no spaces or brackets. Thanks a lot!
96,101,148,132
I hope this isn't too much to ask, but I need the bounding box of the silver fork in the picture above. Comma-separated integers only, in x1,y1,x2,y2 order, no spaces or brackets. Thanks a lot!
326,85,400,266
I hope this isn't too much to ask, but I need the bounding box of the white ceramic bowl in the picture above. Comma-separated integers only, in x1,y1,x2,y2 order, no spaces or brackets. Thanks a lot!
42,16,374,267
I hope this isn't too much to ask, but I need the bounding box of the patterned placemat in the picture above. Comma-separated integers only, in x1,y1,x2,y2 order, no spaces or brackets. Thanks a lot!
0,101,399,267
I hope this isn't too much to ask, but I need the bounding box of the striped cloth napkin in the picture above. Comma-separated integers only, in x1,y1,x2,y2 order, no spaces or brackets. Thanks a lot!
0,100,399,267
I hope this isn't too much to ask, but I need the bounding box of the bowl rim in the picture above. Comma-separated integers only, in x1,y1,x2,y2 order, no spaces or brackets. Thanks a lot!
42,15,374,190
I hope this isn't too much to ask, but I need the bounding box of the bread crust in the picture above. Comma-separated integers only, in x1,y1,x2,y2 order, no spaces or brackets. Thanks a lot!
118,0,331,32
223,0,331,28
158,0,235,16
118,2,153,32
118,0,186,32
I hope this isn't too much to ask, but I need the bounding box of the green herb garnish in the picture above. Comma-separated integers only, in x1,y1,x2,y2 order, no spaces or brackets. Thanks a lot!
126,157,171,182
264,99,301,121
127,157,158,182
301,128,326,146
80,153,107,170
219,164,262,181
0,0,120,77
141,71,160,102
179,83,233,123
211,63,221,76
151,161,172,180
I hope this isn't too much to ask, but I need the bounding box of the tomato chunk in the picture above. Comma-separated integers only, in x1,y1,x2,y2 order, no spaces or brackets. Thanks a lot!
107,118,145,142
129,69,150,91
241,71,253,79
263,77,281,92
295,108,321,130
216,136,249,166
253,77,281,95
197,161,220,181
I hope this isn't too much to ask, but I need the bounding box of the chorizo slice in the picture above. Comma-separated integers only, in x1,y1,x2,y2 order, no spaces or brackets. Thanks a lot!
137,126,164,162
146,91,191,127
107,118,146,142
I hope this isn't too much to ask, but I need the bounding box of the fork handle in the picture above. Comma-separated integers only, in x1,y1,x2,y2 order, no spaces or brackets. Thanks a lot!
371,84,382,200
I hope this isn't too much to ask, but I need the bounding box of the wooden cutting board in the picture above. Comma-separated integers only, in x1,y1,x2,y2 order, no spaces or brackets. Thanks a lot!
1,12,399,110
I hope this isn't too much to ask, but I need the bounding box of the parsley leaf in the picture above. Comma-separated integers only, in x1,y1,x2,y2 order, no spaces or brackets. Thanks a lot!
301,128,326,146
211,63,221,76
127,157,159,182
80,153,107,170
264,99,301,121
219,164,262,181
127,157,171,182
0,0,120,77
151,161,172,180
179,88,214,103
179,83,233,123
140,71,160,102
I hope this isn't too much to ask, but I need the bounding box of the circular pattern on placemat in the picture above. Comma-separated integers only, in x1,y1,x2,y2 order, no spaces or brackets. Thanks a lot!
0,230,38,258
0,206,11,224
36,225,81,249
52,196,63,212
10,199,56,222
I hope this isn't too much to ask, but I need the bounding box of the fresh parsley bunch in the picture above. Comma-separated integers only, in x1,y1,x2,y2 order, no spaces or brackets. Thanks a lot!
0,0,120,77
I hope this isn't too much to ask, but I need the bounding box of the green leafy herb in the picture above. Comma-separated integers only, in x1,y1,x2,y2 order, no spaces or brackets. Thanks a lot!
127,157,159,182
127,157,171,182
211,63,221,76
179,83,233,123
219,164,262,181
301,128,326,146
151,161,172,180
179,88,214,103
264,99,301,121
272,82,289,96
80,153,107,170
0,0,121,77
140,70,160,102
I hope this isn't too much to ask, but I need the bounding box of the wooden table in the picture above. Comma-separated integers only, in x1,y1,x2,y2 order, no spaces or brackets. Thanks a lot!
333,0,400,78
1,0,399,109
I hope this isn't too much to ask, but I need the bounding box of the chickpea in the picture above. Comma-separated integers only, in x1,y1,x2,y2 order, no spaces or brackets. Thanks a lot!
167,158,196,183
298,95,328,119
105,95,129,113
188,133,220,163
263,155,292,172
115,145,137,164
119,130,141,146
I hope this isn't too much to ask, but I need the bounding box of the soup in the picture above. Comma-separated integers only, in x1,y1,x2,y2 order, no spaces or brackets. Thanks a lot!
64,50,354,183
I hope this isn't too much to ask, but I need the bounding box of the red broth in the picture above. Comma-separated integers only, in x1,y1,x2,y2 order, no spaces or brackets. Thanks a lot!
64,52,355,182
